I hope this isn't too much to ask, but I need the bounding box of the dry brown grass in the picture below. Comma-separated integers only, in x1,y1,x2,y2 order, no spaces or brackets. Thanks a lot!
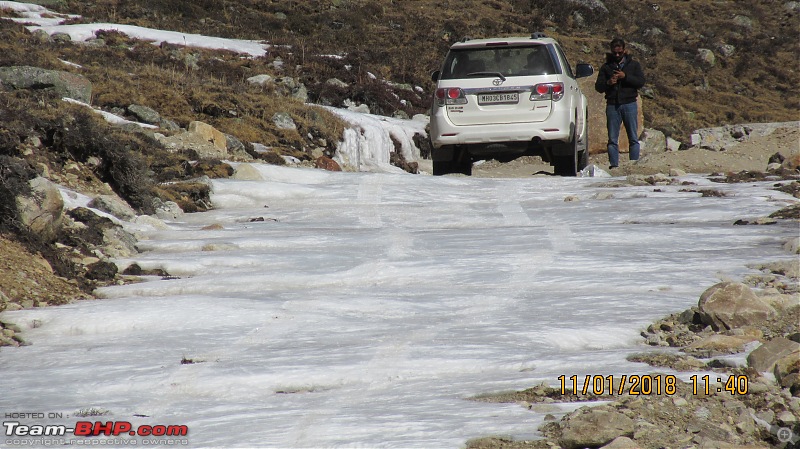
5,0,800,146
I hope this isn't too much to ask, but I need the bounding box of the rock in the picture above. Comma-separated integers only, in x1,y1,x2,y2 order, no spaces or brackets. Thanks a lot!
747,337,800,373
691,122,797,152
51,32,72,43
127,104,162,125
316,156,342,172
101,226,138,258
669,168,687,177
88,194,137,221
158,117,181,131
684,334,758,356
345,100,371,114
773,346,800,389
733,14,754,29
326,78,349,88
133,214,170,231
567,0,609,14
783,152,800,170
274,76,307,101
600,436,639,449
225,134,251,160
16,176,64,243
697,282,776,331
247,74,273,86
84,260,118,281
158,121,228,159
666,136,683,151
0,66,92,103
152,199,184,221
717,44,736,58
641,128,666,152
758,292,799,310
188,121,227,151
699,441,769,449
232,163,264,181
784,237,800,254
191,160,233,178
273,112,297,130
696,49,716,68
31,29,50,43
559,407,635,449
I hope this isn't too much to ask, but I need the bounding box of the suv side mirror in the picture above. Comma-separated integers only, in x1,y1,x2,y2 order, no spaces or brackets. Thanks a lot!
575,63,594,79
431,70,441,82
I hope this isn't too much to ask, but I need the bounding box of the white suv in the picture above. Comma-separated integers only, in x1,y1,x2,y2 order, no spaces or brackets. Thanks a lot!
429,33,594,176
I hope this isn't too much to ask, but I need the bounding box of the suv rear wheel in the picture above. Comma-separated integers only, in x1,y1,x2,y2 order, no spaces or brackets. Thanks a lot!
552,137,578,176
552,111,589,176
432,146,472,176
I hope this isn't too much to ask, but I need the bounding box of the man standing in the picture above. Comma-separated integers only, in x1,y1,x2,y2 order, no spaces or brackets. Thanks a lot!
595,38,646,169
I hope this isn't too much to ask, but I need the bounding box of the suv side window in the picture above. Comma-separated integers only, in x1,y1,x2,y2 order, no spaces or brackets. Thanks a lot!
553,45,575,79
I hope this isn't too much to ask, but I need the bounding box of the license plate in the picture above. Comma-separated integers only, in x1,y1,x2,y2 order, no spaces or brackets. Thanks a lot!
478,92,519,105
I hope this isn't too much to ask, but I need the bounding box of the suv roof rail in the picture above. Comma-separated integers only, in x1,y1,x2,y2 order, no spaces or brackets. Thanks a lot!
530,32,547,39
460,36,473,42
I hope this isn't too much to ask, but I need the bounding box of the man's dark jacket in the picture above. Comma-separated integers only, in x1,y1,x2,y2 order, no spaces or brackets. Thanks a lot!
594,53,646,105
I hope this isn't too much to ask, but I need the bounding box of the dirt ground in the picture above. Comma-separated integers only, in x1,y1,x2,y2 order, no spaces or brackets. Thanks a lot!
460,124,800,178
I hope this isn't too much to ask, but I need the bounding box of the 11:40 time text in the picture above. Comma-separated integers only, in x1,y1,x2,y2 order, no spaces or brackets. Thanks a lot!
690,374,748,395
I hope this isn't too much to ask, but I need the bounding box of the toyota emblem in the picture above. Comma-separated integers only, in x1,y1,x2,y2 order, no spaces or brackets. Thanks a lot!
492,78,504,86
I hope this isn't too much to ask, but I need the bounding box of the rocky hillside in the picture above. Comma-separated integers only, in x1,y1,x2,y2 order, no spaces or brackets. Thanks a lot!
0,0,796,298
4,0,800,144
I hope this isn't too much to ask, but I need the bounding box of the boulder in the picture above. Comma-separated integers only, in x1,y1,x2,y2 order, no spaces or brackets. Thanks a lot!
157,121,228,159
559,407,635,449
188,121,227,151
774,348,800,391
784,236,800,254
273,112,297,130
16,176,64,242
88,194,137,221
316,156,342,172
641,128,666,153
0,66,92,103
225,134,251,160
684,334,759,355
65,207,138,258
127,104,162,125
232,163,264,181
747,337,800,373
666,136,683,152
697,282,776,331
691,122,798,152
247,74,273,86
696,49,716,68
601,437,639,449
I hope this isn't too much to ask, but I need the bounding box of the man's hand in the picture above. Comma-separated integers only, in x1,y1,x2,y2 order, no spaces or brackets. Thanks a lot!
608,70,626,85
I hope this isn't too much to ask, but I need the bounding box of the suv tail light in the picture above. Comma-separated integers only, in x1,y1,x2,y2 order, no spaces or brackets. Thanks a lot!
435,87,467,106
530,82,565,101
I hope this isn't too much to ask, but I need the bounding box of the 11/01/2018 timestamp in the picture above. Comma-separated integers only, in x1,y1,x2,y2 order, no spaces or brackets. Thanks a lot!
557,374,749,396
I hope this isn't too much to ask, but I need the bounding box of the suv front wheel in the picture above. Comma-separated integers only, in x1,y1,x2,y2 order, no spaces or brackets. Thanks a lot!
432,146,473,176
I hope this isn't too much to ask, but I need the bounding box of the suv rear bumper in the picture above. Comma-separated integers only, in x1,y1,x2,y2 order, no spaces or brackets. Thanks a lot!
430,107,572,148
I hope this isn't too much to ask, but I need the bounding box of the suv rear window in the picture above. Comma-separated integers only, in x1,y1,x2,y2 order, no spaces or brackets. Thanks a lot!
439,44,558,79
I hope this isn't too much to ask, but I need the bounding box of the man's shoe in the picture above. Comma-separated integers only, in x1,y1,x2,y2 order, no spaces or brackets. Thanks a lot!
609,165,618,169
